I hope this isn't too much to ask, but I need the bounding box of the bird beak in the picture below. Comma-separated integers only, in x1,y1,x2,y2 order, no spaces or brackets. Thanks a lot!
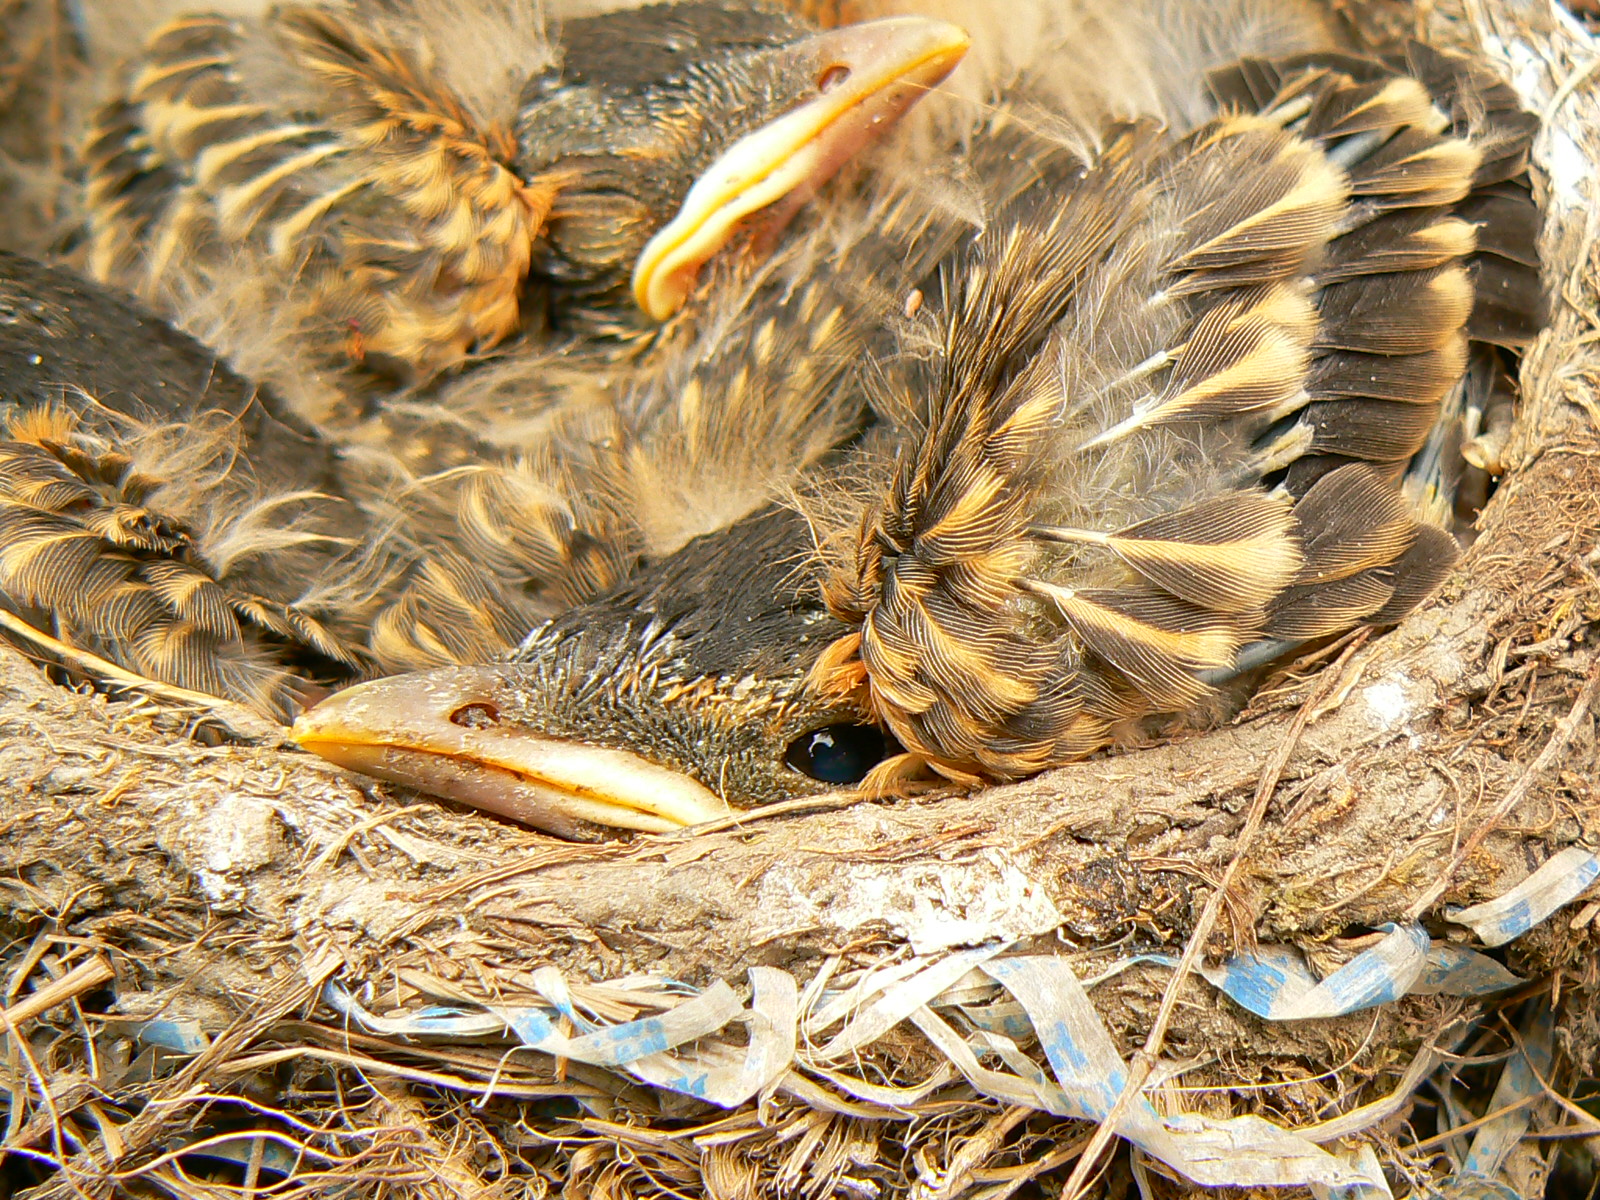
290,667,731,839
631,15,970,321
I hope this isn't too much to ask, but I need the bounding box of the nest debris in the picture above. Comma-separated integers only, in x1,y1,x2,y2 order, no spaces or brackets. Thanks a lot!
0,0,1599,1197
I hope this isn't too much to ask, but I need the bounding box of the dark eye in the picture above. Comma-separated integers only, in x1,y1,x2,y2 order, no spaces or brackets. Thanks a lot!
784,723,889,784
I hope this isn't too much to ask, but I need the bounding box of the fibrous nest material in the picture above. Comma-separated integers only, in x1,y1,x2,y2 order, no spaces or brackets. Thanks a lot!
1,1,1599,1198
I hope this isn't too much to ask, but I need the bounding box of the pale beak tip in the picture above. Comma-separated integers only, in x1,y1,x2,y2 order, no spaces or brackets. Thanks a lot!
629,15,972,323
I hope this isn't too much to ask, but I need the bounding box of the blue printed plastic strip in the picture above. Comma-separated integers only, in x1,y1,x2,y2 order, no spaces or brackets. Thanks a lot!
1186,924,1431,1019
620,967,797,1105
324,984,508,1037
326,971,790,1107
960,956,1387,1191
1103,925,1519,1022
511,981,742,1069
1450,846,1600,947
1415,945,1525,995
1461,1007,1555,1179
1196,928,1433,1017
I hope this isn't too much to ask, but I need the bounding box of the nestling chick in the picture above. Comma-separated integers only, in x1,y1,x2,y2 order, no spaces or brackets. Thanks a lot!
82,0,968,391
293,37,1545,839
36,0,965,688
0,181,892,720
0,252,375,718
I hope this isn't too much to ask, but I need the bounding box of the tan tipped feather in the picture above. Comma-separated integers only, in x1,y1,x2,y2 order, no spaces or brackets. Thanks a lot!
808,38,1543,784
0,408,370,718
1036,491,1302,612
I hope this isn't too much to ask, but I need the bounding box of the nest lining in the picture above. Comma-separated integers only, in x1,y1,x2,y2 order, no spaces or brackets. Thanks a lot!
0,0,1598,1197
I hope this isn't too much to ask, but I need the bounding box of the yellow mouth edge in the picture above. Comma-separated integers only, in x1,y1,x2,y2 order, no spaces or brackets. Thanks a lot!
630,18,971,321
290,672,732,836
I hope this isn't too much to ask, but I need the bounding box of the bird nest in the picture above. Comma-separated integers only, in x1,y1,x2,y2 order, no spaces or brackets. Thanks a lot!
3,2,1600,1198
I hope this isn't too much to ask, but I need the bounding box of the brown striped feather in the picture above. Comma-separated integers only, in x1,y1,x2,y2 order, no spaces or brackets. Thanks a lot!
811,39,1542,785
0,408,368,719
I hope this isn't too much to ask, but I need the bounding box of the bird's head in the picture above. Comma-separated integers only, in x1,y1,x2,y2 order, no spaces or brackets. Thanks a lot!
290,229,918,839
514,1,969,322
292,506,893,839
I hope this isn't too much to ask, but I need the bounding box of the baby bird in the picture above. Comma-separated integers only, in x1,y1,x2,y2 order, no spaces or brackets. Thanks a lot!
18,0,966,694
82,0,969,394
0,251,375,718
291,39,1545,839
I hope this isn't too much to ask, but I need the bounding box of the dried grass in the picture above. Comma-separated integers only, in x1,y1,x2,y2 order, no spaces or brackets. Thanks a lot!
1,0,1599,1196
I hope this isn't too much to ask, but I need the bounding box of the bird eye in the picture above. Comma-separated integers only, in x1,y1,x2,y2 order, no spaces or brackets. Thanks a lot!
784,723,889,784
817,64,852,93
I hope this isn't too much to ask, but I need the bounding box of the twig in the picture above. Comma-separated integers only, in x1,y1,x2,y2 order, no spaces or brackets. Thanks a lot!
1407,1095,1544,1150
1058,640,1363,1200
215,1046,590,1102
973,1132,1093,1200
0,955,113,1028
922,1104,1033,1200
1406,658,1600,919
668,789,879,838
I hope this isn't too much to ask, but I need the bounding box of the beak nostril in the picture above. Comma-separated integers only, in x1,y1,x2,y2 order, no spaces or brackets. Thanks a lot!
449,702,500,729
817,64,852,93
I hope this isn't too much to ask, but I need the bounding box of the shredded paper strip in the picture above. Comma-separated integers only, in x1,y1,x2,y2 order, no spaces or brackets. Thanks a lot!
306,845,1596,1191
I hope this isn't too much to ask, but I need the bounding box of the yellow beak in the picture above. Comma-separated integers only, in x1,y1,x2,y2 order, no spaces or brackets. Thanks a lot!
291,667,730,839
631,15,971,321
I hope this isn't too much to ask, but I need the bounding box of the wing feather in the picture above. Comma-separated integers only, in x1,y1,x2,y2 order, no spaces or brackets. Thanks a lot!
809,40,1543,782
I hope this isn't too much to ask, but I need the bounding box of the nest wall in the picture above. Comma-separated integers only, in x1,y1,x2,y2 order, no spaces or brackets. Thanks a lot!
0,0,1597,1197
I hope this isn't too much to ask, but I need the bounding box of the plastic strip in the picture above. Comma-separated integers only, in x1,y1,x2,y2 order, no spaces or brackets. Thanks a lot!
806,943,1006,1061
324,985,510,1038
1461,1007,1555,1178
133,1018,211,1054
1188,924,1433,1019
305,833,1594,1189
327,974,771,1104
626,966,798,1106
1415,945,1525,995
976,956,1384,1190
911,1004,1090,1115
1106,924,1519,1020
1449,846,1600,947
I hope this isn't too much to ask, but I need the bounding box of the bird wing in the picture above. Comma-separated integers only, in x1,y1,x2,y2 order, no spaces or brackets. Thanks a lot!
84,4,550,386
0,252,375,719
810,47,1542,785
